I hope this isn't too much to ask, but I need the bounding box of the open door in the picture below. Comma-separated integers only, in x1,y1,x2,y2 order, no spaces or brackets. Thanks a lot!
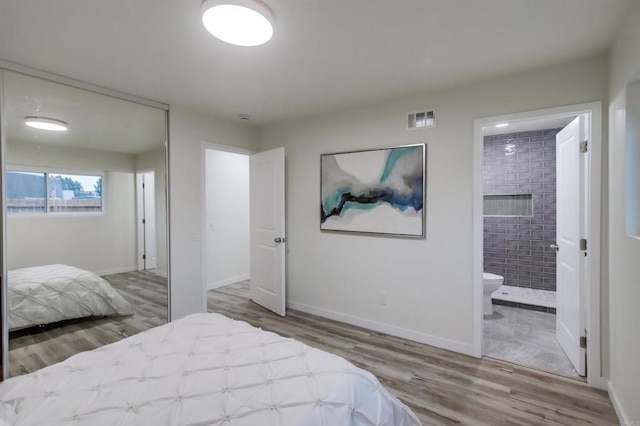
555,116,586,376
250,147,286,316
137,171,157,271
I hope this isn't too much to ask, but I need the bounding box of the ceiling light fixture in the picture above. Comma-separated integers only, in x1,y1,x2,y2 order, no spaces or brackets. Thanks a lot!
24,116,68,132
201,0,274,47
495,123,509,128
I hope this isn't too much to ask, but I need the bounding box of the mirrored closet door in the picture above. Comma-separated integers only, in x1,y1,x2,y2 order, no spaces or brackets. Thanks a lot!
0,66,170,378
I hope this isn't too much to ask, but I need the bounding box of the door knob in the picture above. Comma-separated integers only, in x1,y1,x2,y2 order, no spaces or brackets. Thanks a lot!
274,237,286,244
550,244,559,251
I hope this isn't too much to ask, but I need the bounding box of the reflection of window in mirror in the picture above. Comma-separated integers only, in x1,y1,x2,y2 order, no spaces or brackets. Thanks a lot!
7,169,104,214
626,75,640,238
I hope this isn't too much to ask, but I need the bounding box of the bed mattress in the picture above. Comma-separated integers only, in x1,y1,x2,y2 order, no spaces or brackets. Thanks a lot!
8,264,133,331
0,312,421,425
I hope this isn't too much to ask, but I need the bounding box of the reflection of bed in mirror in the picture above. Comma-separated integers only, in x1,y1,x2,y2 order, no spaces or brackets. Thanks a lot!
0,313,421,425
8,264,133,331
9,269,168,377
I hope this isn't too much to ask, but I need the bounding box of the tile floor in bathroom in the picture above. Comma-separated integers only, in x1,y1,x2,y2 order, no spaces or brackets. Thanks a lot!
484,304,580,379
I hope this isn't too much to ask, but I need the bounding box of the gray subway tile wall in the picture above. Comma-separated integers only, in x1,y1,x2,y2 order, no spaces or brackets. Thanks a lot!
483,129,559,291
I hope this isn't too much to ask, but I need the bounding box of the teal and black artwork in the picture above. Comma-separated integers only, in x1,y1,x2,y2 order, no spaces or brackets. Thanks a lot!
320,143,426,237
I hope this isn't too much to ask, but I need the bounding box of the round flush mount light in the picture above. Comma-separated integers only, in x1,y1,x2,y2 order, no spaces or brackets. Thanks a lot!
201,0,274,47
24,116,68,132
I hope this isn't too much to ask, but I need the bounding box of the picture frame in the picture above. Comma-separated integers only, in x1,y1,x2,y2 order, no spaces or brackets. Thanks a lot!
320,143,426,238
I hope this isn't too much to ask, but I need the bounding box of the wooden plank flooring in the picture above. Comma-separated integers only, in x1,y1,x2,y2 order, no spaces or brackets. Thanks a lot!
8,270,167,377
6,276,619,425
208,281,619,426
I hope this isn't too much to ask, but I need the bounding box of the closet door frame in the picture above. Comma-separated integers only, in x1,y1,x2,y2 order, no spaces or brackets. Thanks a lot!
0,60,171,380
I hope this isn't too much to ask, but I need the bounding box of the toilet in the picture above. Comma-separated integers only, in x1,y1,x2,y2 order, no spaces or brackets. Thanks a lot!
483,272,504,315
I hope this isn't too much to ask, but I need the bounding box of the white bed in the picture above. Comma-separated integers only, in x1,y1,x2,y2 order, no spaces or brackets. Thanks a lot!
0,313,421,426
8,264,133,331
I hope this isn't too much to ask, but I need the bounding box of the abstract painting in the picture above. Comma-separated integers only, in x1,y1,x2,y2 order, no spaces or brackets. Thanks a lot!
320,143,426,237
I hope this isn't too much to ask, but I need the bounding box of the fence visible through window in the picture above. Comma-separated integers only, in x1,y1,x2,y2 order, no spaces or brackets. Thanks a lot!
6,170,103,214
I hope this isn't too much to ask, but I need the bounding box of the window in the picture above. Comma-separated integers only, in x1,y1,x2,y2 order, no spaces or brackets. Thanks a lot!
7,170,103,214
483,194,533,217
6,171,47,213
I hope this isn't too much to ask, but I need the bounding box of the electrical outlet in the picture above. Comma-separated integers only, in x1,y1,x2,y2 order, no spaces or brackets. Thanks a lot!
379,291,387,306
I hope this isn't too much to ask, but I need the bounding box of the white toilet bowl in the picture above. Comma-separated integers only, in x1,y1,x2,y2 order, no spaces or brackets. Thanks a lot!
483,272,504,315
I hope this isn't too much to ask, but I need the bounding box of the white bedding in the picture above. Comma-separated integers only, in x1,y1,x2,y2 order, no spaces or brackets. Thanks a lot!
0,313,421,426
8,264,133,331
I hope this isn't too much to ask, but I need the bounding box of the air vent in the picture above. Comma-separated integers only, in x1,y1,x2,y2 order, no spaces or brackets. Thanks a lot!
407,108,436,130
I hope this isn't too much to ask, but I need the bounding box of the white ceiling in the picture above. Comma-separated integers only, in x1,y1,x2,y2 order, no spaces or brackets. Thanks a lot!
3,71,166,154
0,0,631,126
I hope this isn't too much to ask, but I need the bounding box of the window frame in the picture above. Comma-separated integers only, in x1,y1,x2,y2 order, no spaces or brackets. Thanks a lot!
6,165,106,216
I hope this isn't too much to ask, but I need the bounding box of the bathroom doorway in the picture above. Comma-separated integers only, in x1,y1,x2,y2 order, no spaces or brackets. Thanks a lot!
472,103,604,387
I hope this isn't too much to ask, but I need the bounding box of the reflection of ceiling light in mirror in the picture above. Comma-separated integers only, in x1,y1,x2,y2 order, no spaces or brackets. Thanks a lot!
24,116,68,132
201,0,274,47
504,141,516,155
496,123,509,128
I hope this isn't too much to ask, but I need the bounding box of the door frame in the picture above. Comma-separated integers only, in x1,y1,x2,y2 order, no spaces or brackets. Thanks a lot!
200,141,255,312
472,102,604,389
136,169,156,271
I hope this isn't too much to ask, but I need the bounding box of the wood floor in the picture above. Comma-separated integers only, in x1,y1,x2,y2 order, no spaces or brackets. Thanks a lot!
208,281,619,426
7,276,619,425
8,270,167,377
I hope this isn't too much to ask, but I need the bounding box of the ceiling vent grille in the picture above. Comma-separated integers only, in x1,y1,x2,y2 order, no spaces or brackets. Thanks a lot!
407,108,436,130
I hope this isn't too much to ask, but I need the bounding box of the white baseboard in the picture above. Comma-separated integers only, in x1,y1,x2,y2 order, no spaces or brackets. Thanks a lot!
287,300,476,357
608,380,631,425
588,375,608,391
207,274,250,291
95,265,138,276
155,269,168,278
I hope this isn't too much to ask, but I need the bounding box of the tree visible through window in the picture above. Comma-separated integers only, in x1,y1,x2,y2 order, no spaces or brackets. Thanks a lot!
94,177,102,197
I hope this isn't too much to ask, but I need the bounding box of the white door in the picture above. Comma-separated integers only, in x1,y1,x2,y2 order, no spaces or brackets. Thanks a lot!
137,171,157,270
143,172,157,270
250,147,286,316
555,116,586,376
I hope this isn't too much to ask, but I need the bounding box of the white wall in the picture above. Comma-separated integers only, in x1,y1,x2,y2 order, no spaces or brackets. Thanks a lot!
205,149,250,289
607,1,640,423
258,55,608,355
136,148,168,277
6,141,137,274
169,105,257,319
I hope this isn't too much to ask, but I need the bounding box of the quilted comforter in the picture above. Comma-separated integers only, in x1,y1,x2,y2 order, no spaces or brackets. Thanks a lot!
0,313,421,426
8,264,133,331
